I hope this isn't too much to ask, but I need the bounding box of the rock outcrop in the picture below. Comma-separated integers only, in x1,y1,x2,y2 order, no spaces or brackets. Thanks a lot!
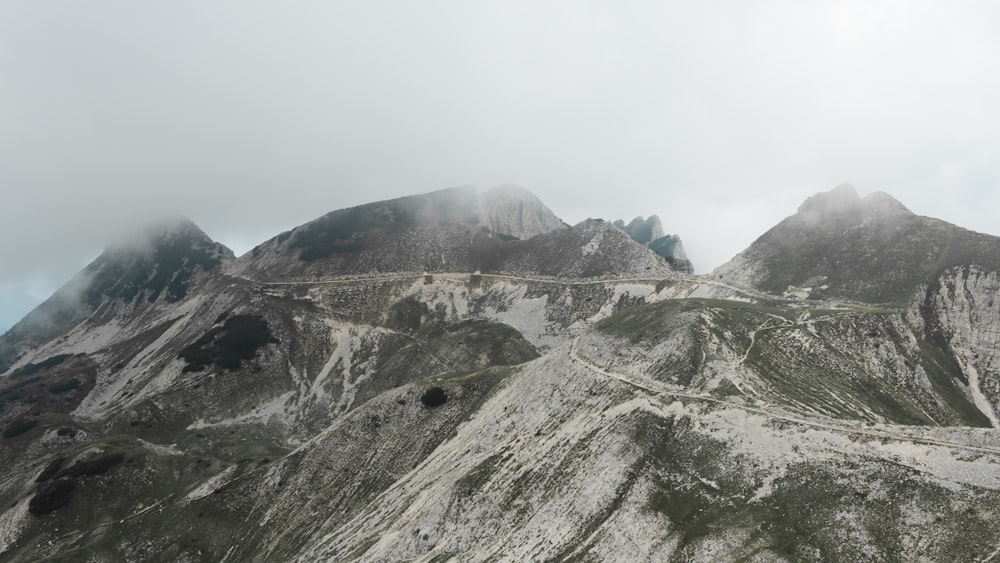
479,184,566,240
614,215,693,273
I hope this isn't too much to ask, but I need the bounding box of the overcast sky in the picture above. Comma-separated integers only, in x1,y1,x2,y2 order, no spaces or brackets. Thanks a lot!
2,1,1000,330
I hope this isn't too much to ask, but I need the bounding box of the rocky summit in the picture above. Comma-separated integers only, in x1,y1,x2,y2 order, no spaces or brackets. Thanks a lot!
2,185,1000,562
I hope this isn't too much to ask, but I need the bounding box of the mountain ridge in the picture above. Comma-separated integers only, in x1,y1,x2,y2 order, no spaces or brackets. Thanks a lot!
1,184,1000,561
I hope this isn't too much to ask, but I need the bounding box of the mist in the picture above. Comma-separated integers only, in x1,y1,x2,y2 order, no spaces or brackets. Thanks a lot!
3,1,1000,331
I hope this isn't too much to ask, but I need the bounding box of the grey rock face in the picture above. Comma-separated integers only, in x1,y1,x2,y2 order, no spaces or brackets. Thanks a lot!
478,184,566,240
613,215,694,273
613,215,665,244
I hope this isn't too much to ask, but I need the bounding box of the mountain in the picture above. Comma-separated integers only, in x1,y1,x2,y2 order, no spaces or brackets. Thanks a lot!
613,215,694,273
0,219,232,374
1,185,1000,561
713,183,1000,426
713,183,1000,303
237,186,674,282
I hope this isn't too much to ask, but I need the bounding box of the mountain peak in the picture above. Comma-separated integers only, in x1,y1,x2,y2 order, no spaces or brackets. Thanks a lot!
480,184,565,240
0,217,232,372
612,216,664,245
245,185,566,269
612,215,692,273
796,183,910,220
796,182,859,214
104,216,220,254
715,184,998,303
91,218,232,305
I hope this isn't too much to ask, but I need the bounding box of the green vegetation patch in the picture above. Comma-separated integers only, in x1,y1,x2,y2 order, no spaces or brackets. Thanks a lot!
56,452,126,478
28,478,76,516
455,452,507,495
597,298,794,343
387,296,429,332
420,386,448,408
631,412,757,545
630,408,982,560
179,314,274,372
36,456,68,482
49,378,82,394
8,354,75,379
743,317,936,424
3,418,38,438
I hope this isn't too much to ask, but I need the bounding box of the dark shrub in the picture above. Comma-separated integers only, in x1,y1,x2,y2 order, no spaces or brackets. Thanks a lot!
28,478,76,516
56,427,77,437
3,419,38,439
48,378,82,394
388,297,428,333
420,387,448,408
178,315,272,372
216,316,271,358
9,354,74,379
36,457,67,482
57,452,126,478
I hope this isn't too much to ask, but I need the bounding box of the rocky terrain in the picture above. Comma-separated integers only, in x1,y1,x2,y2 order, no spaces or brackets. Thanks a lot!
1,184,999,561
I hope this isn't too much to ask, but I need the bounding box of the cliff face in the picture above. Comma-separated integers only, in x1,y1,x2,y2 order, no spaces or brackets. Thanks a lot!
614,215,693,273
613,215,664,244
479,184,566,240
920,265,1000,426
